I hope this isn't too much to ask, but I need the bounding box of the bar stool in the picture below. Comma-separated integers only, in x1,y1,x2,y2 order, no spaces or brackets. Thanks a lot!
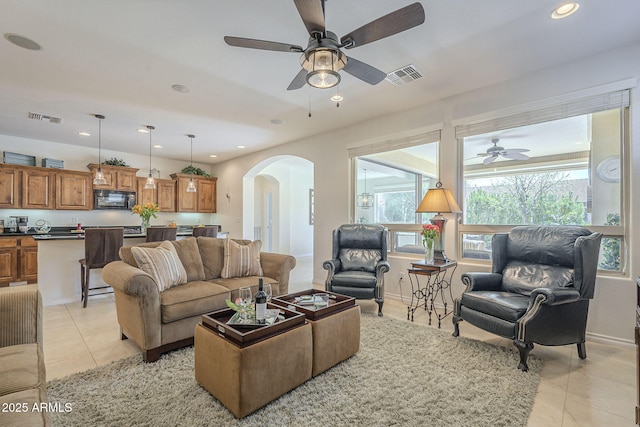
192,226,219,238
79,227,124,308
146,226,177,242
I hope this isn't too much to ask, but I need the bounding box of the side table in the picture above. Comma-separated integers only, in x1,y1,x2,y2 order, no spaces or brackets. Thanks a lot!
407,260,457,328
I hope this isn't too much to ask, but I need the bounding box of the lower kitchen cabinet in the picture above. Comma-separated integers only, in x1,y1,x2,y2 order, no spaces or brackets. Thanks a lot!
0,236,38,286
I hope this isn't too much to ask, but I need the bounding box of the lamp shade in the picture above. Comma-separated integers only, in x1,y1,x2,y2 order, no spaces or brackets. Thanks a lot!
416,183,461,214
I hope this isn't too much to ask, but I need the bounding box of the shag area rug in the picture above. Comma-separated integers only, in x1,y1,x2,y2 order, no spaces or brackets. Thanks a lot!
47,315,542,427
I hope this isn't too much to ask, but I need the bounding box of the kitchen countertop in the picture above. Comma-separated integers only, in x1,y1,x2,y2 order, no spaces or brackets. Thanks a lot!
1,225,222,240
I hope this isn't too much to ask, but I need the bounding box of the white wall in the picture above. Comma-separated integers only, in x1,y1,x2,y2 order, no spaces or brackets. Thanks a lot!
0,135,217,228
211,41,640,343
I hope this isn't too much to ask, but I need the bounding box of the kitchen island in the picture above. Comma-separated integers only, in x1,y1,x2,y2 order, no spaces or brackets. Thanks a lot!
29,225,224,306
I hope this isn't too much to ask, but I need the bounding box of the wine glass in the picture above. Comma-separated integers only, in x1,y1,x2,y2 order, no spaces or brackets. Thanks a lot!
263,283,272,303
238,287,252,321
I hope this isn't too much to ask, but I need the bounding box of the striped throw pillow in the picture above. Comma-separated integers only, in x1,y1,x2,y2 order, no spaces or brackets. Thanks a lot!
131,241,188,292
221,239,263,278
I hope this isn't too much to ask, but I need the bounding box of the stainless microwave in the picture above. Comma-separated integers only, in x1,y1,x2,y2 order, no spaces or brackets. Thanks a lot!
94,190,136,210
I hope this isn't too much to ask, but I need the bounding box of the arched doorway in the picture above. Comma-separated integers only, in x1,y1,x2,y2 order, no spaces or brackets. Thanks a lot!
243,156,314,289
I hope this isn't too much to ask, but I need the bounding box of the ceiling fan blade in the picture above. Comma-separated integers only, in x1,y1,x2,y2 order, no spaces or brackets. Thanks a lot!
483,155,498,165
342,56,387,85
293,0,326,36
224,36,303,53
287,68,308,90
502,152,530,161
503,148,530,153
340,2,425,49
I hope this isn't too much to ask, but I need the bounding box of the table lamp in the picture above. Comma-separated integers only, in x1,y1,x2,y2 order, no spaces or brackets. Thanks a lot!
416,182,461,262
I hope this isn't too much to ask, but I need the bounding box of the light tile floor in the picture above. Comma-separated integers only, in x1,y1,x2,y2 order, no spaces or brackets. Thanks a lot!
43,257,636,426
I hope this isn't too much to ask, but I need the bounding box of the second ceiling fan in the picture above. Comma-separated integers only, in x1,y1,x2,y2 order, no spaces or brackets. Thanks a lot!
479,138,530,165
224,0,425,90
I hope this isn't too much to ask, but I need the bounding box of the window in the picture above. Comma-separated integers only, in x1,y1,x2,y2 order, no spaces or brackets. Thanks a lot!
457,90,628,272
349,131,440,254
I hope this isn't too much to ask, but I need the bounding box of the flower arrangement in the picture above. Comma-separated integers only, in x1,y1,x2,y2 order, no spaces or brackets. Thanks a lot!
421,223,440,248
131,202,159,228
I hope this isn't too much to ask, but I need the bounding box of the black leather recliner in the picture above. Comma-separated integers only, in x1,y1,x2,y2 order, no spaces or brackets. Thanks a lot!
452,226,602,371
323,224,390,316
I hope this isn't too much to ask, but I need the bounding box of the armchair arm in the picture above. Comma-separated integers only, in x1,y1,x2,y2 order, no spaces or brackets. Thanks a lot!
323,259,341,291
461,272,503,292
260,252,296,296
0,285,42,348
530,287,581,306
375,260,391,300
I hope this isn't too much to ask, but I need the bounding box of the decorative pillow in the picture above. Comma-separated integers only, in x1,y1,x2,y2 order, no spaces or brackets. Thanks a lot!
221,239,263,279
131,241,188,292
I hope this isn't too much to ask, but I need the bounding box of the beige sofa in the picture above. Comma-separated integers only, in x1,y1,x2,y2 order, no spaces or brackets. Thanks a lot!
102,237,296,362
0,285,51,426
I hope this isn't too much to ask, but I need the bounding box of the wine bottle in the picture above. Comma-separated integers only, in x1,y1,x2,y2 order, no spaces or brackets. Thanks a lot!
255,278,267,324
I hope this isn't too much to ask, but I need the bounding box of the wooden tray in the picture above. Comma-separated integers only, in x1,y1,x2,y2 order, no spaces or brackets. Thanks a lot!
201,303,305,347
272,289,356,321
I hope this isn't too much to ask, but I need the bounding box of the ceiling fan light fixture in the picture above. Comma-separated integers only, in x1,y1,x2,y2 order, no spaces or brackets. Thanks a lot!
302,49,346,89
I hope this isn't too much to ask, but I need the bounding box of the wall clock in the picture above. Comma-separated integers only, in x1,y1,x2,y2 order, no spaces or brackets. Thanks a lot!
596,156,620,183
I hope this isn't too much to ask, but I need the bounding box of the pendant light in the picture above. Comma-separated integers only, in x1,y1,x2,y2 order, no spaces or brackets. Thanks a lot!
92,114,107,185
186,134,197,193
357,168,373,209
144,125,156,189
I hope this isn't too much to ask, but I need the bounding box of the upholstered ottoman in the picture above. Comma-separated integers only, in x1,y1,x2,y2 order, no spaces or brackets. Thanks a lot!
194,322,312,418
308,304,360,376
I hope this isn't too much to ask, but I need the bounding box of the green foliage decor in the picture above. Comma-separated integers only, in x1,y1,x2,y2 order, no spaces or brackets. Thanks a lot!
181,165,212,177
102,157,130,167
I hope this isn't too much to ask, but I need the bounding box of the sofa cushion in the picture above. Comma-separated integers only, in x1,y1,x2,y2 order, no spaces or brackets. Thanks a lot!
160,281,230,323
131,241,188,292
197,237,226,280
171,237,206,282
0,343,45,397
211,276,278,302
119,241,161,267
221,239,263,279
0,388,51,426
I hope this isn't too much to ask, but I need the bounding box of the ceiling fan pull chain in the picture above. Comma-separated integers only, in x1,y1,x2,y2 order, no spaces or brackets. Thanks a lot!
308,89,312,118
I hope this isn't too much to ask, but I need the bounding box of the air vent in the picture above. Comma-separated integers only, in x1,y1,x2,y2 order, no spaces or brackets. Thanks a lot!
28,112,63,124
385,64,423,85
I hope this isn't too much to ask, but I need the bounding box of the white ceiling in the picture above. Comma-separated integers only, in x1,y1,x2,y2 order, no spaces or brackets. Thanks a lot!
1,0,639,165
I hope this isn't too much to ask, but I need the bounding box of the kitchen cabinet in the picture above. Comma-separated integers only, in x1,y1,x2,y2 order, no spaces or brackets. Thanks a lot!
55,170,93,210
0,236,37,286
171,173,217,213
88,164,138,191
0,165,53,209
21,168,55,209
136,178,176,212
0,167,20,208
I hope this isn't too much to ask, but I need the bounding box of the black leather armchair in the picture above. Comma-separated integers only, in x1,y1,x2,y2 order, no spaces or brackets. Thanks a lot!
323,224,390,316
452,226,602,371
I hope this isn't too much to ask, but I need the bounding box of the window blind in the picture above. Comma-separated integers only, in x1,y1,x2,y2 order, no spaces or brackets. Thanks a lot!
348,129,441,158
455,90,629,139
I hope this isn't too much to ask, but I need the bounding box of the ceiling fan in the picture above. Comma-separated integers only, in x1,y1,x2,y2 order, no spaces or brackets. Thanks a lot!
224,0,425,90
478,138,530,165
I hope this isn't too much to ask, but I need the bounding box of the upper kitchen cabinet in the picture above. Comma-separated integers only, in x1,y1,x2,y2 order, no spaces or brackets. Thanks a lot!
88,164,138,191
0,165,54,209
136,177,176,212
21,168,55,209
0,166,20,208
55,170,93,210
170,173,217,213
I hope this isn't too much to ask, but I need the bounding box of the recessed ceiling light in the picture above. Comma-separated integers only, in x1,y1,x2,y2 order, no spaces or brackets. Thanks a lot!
78,131,91,137
138,128,149,134
153,145,163,149
237,145,246,149
551,2,579,19
171,84,190,93
4,33,42,50
209,154,217,158
270,119,284,125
